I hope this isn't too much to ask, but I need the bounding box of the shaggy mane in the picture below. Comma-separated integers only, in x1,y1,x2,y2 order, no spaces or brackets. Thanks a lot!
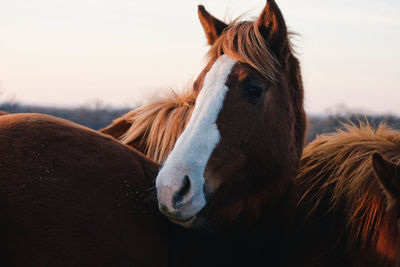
208,19,283,82
114,89,195,164
296,123,400,261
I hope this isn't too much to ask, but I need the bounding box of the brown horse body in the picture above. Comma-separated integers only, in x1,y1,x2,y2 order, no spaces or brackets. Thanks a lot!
0,113,169,266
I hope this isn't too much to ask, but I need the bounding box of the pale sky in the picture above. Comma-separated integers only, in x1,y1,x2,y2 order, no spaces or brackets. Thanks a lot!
0,0,399,114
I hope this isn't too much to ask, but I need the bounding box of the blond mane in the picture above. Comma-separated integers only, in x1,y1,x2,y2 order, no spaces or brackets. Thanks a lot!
104,88,195,164
296,123,400,261
208,20,279,81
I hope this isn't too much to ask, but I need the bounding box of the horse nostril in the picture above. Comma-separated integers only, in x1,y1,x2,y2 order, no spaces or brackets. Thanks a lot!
159,203,168,214
172,175,191,209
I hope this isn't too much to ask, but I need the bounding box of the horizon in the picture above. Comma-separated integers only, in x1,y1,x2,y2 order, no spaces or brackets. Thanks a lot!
0,0,399,115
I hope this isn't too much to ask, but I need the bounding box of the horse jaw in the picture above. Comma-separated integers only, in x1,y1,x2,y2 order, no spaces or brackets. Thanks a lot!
156,55,237,226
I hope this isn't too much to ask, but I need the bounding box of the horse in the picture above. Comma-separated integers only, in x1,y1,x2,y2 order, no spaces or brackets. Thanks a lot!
0,1,306,266
103,1,305,265
154,0,306,265
293,123,400,267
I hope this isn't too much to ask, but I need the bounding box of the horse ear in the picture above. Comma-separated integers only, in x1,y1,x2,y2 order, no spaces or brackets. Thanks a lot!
372,153,400,203
198,5,228,45
256,0,288,57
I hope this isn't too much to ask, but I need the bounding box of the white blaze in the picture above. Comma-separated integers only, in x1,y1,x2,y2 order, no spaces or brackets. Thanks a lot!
156,55,237,219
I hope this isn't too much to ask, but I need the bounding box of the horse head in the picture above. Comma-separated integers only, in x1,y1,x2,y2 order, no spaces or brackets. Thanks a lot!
156,0,305,228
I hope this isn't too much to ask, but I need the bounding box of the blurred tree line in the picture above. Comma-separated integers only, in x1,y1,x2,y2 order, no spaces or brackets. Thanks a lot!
0,100,129,130
1,100,399,143
306,114,400,143
306,104,400,143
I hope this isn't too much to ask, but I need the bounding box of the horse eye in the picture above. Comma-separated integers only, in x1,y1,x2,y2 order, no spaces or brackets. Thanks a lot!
243,85,265,100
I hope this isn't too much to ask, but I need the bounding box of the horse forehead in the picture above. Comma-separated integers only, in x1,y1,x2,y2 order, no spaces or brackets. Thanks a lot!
203,56,236,85
187,57,233,121
232,63,260,81
195,56,242,93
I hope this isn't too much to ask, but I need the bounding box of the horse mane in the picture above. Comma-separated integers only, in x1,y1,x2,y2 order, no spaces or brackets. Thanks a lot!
103,88,195,164
296,123,400,261
207,19,292,82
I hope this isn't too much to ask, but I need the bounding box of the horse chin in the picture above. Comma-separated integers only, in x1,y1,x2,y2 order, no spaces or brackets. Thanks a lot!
167,215,197,228
167,204,211,229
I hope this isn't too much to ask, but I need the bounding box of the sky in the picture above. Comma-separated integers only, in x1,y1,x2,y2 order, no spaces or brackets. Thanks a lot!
0,0,399,115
